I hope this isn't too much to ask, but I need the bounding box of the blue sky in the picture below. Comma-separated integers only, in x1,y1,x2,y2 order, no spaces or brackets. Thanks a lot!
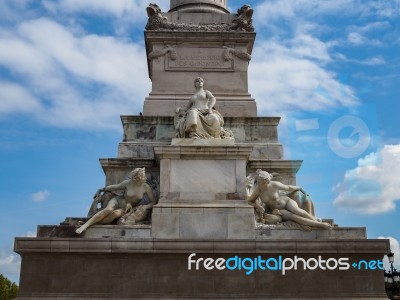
1,0,400,284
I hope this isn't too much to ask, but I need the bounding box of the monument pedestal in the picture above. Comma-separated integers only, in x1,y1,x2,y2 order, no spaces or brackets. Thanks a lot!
14,237,389,299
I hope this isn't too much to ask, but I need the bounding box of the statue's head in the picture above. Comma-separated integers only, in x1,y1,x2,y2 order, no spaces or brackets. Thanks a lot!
255,169,272,185
146,3,162,17
129,168,146,182
194,77,204,88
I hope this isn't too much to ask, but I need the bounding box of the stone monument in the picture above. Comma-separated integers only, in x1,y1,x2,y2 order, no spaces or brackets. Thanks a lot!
14,1,390,299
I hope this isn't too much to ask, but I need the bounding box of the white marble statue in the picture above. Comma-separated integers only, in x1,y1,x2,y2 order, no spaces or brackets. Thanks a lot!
246,169,331,229
76,168,157,234
175,77,233,139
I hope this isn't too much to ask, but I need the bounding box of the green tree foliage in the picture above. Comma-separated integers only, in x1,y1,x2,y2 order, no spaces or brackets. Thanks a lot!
0,274,18,300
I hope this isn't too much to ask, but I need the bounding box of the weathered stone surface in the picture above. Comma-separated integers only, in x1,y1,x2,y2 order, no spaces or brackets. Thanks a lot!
37,225,79,238
121,116,280,143
99,158,157,186
256,226,366,240
154,145,251,203
14,238,390,299
151,201,255,239
170,160,236,193
144,98,258,117
82,225,151,239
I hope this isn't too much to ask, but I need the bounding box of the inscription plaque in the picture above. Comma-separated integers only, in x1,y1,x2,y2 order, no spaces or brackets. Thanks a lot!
165,47,234,71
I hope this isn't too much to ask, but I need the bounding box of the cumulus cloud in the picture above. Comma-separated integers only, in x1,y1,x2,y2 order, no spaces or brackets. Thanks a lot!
0,0,397,129
378,236,400,270
346,22,388,46
255,0,400,23
45,0,156,17
42,0,169,28
249,37,357,115
0,81,41,115
333,145,400,214
249,0,364,116
30,189,50,202
251,1,392,115
0,17,150,130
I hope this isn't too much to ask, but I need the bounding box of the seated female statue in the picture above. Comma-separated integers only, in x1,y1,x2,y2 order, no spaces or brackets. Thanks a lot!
175,77,232,139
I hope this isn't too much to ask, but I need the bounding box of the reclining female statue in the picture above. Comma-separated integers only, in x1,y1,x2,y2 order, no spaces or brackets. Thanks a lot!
75,168,157,234
246,169,331,229
175,77,232,139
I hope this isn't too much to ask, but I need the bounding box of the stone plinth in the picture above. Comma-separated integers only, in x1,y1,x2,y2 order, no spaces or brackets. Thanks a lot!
14,237,390,299
154,145,252,201
151,145,256,239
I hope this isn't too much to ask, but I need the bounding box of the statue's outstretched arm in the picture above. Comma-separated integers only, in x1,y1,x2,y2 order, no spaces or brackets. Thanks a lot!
94,181,127,198
274,181,304,194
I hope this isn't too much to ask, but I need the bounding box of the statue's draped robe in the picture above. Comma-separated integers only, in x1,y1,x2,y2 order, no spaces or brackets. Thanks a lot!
178,108,224,138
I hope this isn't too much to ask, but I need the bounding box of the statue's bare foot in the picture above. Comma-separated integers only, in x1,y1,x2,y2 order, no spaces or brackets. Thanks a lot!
75,227,85,234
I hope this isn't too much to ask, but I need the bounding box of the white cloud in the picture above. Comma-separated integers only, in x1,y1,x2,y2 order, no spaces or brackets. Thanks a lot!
0,0,396,129
249,1,364,116
346,22,388,46
249,37,357,115
254,1,396,54
378,236,400,270
0,17,150,130
0,81,41,115
0,251,21,283
255,0,400,23
333,145,400,214
348,32,365,45
0,0,36,23
30,189,50,202
42,0,169,21
361,57,385,66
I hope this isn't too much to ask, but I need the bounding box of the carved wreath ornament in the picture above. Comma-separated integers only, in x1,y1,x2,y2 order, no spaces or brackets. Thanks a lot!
145,3,254,32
